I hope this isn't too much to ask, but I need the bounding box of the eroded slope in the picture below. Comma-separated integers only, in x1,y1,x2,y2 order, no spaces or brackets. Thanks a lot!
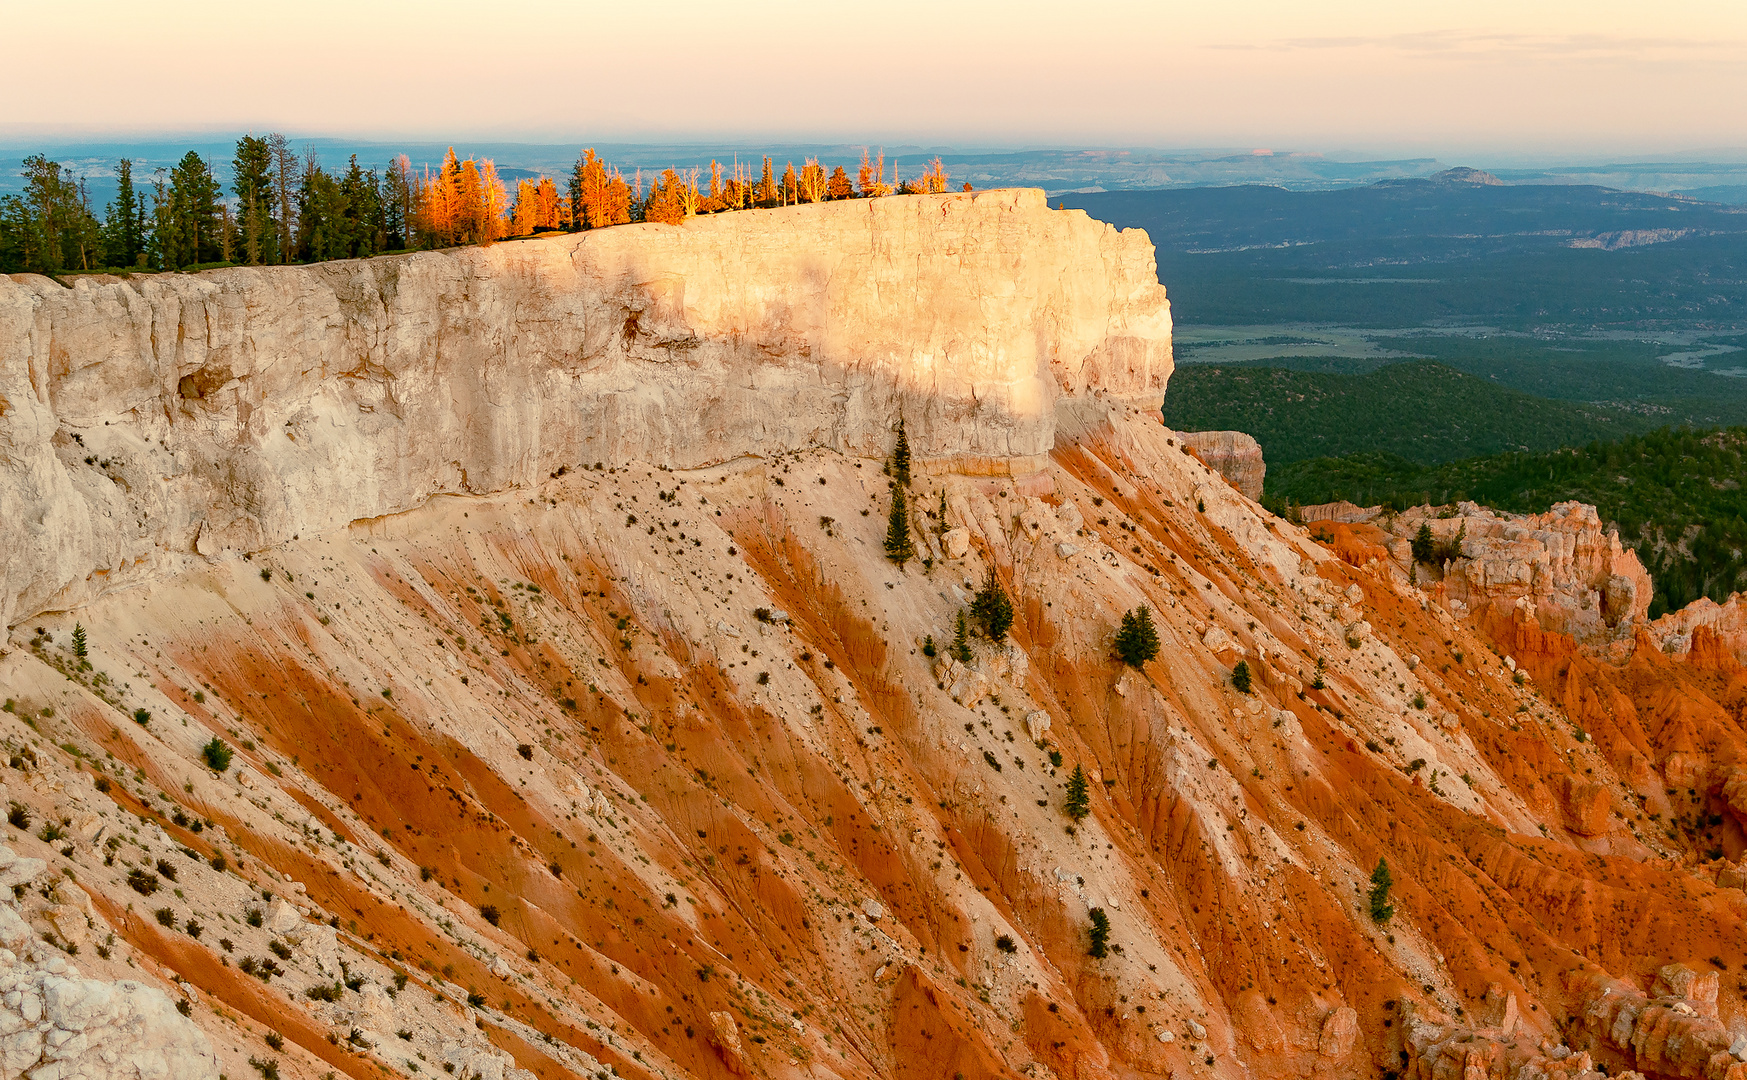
3,403,1747,1080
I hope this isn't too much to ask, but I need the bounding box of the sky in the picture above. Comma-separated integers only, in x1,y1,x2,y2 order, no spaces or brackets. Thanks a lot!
5,0,1746,155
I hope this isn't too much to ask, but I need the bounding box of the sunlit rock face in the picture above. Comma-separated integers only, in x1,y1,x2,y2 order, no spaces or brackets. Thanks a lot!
0,189,1170,628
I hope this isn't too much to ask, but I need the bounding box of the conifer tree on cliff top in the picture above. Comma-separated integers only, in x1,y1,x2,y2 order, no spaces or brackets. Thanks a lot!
884,485,915,567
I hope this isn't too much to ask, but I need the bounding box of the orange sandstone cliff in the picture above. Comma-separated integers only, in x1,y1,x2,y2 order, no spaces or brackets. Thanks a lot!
0,192,1744,1080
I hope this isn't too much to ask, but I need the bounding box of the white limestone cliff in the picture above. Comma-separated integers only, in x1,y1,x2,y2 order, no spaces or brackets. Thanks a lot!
0,189,1172,629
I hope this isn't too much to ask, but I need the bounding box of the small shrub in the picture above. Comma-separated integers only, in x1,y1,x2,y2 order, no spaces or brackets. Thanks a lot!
245,907,264,927
994,934,1018,953
155,858,178,882
467,991,488,1008
185,919,203,939
479,904,501,926
126,869,159,896
1412,692,1426,710
1048,750,1063,768
922,635,936,658
305,982,342,1002
154,907,176,927
264,1032,284,1051
201,738,232,772
1230,660,1252,694
37,822,64,843
248,1055,279,1080
268,939,292,960
516,744,533,761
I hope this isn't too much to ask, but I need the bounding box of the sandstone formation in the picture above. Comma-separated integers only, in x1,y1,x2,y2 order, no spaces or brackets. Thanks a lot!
0,187,1171,632
1176,430,1265,500
2,197,1747,1080
1307,500,1652,643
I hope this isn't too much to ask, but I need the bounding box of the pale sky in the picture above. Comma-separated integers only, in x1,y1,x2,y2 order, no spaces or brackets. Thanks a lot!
6,0,1745,153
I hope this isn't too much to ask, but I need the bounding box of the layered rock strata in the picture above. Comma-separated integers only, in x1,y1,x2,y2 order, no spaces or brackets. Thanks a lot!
0,188,1171,631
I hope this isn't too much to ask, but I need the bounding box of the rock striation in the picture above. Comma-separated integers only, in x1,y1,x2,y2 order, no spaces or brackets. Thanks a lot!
0,188,1170,630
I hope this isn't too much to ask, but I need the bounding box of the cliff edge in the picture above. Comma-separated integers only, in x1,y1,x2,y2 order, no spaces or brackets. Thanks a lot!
0,188,1171,629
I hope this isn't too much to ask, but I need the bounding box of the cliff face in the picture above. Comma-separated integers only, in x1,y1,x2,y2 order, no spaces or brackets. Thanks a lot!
0,188,1170,630
1177,430,1265,500
6,198,1747,1080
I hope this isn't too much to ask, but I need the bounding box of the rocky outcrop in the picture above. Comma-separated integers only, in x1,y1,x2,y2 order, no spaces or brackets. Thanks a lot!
1177,430,1265,500
0,952,220,1080
0,844,219,1080
1306,500,1651,642
0,188,1171,629
1649,592,1747,662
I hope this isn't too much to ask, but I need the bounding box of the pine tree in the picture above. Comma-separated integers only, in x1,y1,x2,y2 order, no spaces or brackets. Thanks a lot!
884,486,916,567
952,610,972,662
827,165,854,200
1232,659,1253,693
1063,764,1090,821
892,419,911,487
104,158,145,268
1087,907,1111,958
1368,858,1394,923
232,136,278,265
166,151,222,268
1113,606,1160,667
71,623,87,660
643,169,690,225
971,567,1014,640
1411,523,1435,565
937,489,949,534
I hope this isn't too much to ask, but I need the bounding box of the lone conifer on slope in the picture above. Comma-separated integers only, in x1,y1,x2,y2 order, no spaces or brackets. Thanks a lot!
1064,764,1090,822
972,566,1014,639
1113,606,1159,667
884,485,916,566
892,419,911,487
1369,858,1395,923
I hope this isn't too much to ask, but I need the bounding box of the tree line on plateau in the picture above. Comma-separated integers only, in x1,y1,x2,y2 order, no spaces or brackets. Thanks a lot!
0,136,964,275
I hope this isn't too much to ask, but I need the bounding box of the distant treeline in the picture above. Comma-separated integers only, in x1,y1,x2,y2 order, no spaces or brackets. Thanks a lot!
0,137,962,275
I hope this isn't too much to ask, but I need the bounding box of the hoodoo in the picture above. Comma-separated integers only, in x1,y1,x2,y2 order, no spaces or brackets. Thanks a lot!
1,192,1744,1080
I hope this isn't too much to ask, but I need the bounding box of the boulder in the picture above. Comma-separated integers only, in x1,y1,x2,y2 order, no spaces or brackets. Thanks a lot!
1024,710,1051,742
